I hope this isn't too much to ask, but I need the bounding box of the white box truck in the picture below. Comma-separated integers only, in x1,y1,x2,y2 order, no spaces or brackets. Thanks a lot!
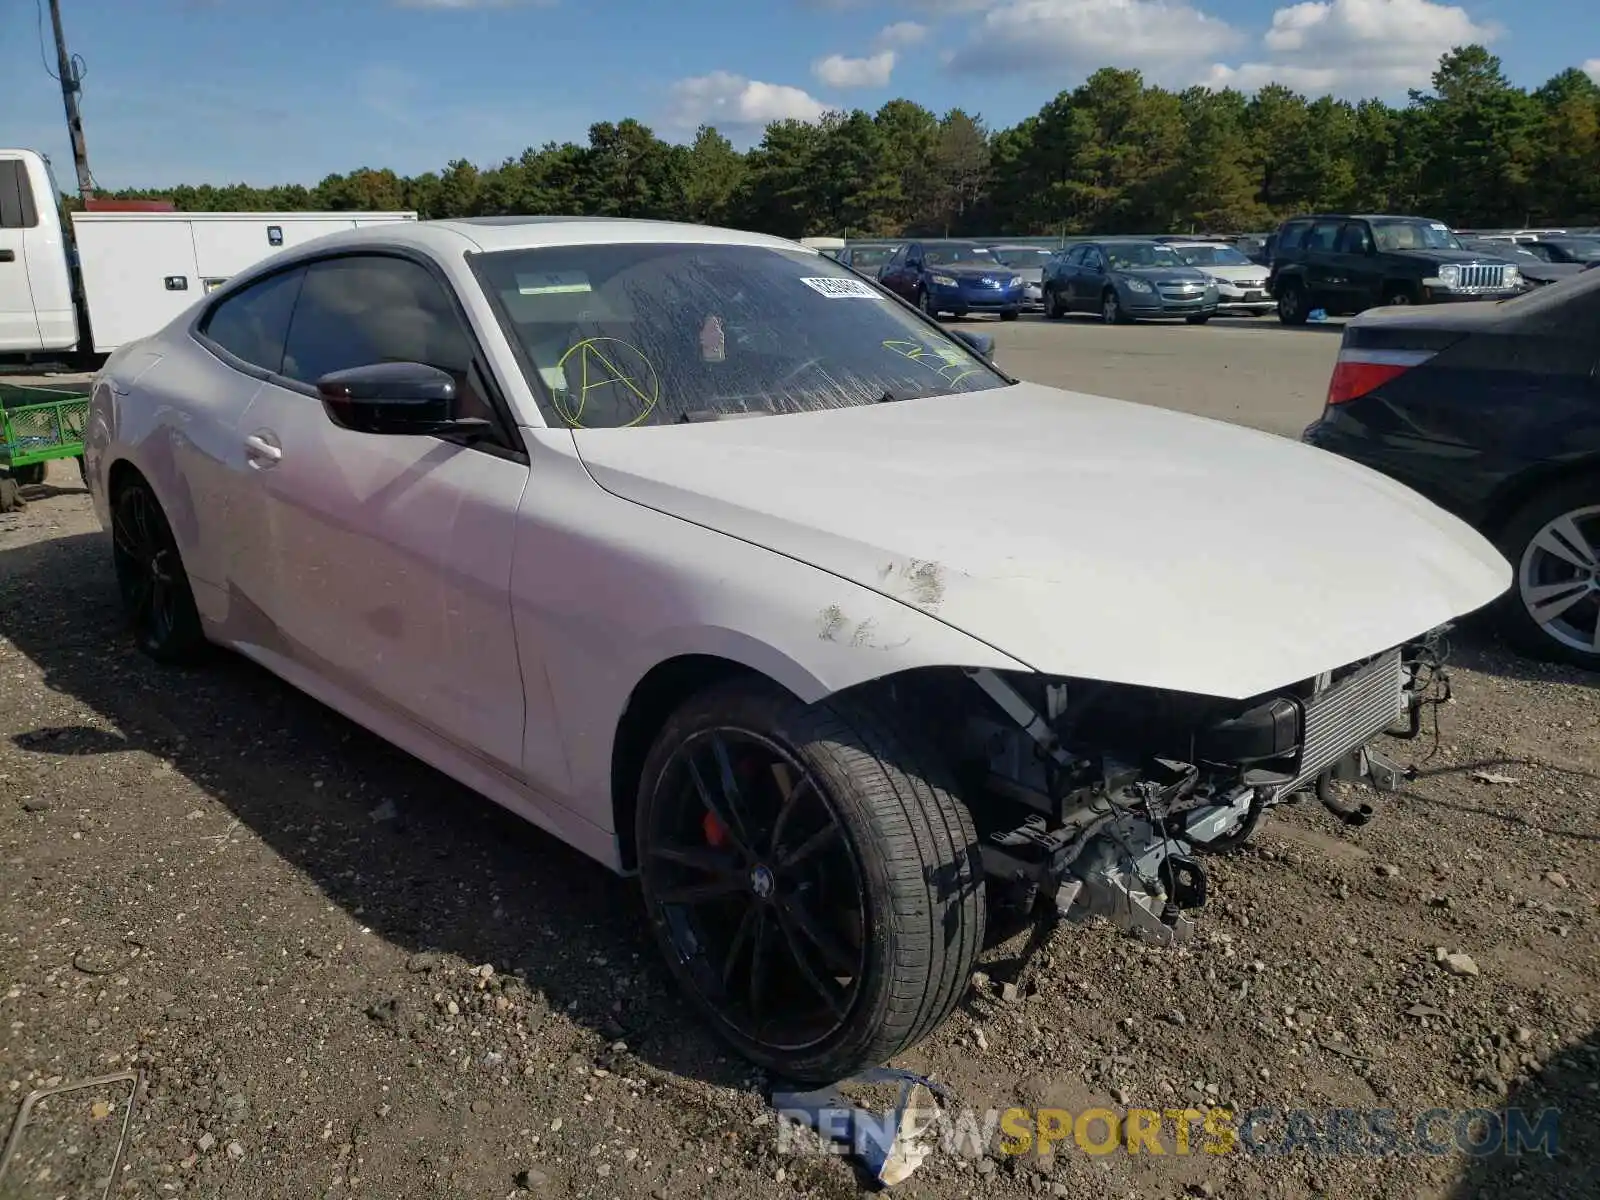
1,148,417,361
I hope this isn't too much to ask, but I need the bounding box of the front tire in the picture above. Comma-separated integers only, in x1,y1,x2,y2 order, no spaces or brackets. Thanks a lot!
917,289,938,319
1277,280,1309,325
1186,313,1212,325
636,679,986,1083
1101,290,1129,325
1381,285,1415,308
111,478,206,663
1000,309,1020,322
1044,287,1064,319
1496,480,1600,670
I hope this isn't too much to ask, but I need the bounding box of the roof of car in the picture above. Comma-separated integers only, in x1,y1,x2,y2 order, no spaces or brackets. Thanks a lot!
265,216,809,259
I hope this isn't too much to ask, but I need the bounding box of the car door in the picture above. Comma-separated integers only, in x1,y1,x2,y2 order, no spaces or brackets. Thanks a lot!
1074,245,1108,307
1333,221,1381,309
879,243,914,299
229,251,531,777
1301,219,1347,307
0,159,43,352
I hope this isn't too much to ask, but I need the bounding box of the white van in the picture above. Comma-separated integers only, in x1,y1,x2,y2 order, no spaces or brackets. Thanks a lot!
0,148,417,359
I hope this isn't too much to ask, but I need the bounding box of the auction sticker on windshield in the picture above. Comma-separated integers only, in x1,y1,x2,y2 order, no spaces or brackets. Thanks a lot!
800,277,884,299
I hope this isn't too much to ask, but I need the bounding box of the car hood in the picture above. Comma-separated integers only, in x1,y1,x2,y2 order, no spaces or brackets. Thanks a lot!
928,263,1008,280
569,384,1510,700
1117,266,1209,284
1196,264,1270,285
1385,247,1507,266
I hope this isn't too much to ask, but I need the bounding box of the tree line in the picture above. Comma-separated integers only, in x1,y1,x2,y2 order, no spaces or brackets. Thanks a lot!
80,46,1600,237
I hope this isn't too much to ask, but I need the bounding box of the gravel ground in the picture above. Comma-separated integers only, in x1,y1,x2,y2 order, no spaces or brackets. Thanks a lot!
2,469,1597,1200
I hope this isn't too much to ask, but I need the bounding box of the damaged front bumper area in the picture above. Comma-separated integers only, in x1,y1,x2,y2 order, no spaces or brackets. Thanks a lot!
906,632,1450,947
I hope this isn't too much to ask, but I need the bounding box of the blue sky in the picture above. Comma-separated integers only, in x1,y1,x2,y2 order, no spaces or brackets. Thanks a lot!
4,0,1593,188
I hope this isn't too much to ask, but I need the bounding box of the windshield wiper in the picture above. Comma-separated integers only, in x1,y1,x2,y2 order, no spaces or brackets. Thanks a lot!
676,409,768,423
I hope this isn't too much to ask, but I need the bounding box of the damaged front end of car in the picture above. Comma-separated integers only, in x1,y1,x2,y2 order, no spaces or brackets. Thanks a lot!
886,629,1452,947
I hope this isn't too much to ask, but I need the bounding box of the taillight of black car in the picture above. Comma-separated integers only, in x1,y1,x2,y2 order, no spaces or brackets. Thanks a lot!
1326,341,1436,406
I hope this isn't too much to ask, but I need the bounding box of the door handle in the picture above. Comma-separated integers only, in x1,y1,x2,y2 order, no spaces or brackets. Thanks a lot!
244,431,282,468
0,250,14,263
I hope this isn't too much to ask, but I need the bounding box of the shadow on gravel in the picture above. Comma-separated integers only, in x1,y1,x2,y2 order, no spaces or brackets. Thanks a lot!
0,530,752,1093
1448,1024,1600,1200
1445,627,1598,691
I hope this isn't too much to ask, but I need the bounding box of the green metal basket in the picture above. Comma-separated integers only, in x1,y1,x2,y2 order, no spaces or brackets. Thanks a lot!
0,384,90,471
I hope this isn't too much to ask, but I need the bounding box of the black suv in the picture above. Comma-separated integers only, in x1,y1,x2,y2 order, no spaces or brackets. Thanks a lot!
1269,214,1525,325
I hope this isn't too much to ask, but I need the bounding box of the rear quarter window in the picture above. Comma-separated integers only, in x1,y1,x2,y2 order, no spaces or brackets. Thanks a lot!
1277,222,1311,253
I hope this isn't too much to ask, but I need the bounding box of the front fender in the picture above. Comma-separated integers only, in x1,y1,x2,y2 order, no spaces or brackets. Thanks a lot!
511,433,1032,836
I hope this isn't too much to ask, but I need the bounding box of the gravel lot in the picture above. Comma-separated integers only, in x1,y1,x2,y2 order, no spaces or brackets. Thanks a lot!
2,326,1597,1200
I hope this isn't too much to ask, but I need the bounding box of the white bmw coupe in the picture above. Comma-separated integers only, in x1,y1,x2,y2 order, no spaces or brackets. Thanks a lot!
83,218,1510,1082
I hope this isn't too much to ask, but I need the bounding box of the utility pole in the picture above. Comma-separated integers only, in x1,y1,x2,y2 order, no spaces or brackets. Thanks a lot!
48,0,95,202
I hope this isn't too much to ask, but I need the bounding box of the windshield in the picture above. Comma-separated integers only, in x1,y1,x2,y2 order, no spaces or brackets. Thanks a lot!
846,246,896,269
1550,239,1600,262
1371,219,1463,252
988,248,1051,267
1467,241,1539,260
1175,244,1253,266
924,245,994,267
473,243,1009,429
1104,243,1187,269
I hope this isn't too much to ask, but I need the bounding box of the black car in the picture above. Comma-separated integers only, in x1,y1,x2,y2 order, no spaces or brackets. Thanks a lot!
1270,214,1524,325
1303,270,1600,668
1522,236,1600,267
1458,238,1580,288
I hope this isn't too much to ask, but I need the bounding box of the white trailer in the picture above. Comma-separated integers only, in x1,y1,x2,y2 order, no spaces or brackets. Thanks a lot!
1,148,416,359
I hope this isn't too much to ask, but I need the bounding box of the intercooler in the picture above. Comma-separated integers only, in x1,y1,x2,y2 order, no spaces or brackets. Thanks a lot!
1281,649,1406,795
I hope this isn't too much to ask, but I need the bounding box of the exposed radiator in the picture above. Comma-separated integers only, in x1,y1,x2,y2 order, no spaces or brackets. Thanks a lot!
1282,649,1406,794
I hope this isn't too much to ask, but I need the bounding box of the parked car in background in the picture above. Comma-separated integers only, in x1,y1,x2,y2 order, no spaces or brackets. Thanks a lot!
1232,233,1274,266
1304,268,1600,668
1270,214,1523,325
1520,236,1600,267
837,243,900,278
1457,238,1579,289
1042,239,1219,324
985,244,1054,311
1166,241,1274,315
877,240,1023,320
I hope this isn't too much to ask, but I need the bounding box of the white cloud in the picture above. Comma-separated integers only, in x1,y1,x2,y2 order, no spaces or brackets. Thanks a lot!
947,0,1243,76
1584,59,1600,84
1206,0,1502,96
878,20,931,47
813,50,898,88
666,72,829,129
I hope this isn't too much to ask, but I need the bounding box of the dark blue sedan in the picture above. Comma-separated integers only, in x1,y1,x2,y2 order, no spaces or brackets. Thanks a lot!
877,240,1025,320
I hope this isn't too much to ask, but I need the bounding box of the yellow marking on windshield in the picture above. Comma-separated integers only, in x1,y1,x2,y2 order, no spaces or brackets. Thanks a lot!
883,338,979,386
554,338,661,428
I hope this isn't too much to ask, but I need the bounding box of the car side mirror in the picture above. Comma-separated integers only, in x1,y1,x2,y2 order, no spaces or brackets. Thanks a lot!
316,362,491,439
951,330,994,359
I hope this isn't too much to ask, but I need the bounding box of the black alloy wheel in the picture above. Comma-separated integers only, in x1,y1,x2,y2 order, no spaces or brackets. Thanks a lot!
111,480,205,662
636,680,984,1082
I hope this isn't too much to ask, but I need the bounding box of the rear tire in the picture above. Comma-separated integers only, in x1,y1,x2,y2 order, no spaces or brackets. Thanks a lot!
111,478,206,663
1495,479,1600,671
636,678,986,1083
1277,280,1309,325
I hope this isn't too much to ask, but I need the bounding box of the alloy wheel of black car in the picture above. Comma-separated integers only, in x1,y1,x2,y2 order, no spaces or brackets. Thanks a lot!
111,480,206,662
636,679,985,1083
1277,281,1308,325
1044,287,1062,319
918,288,936,318
1500,484,1600,668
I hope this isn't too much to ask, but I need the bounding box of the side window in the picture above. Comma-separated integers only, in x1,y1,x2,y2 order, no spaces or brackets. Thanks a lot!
1084,248,1105,271
280,255,492,422
199,268,305,373
1277,221,1310,253
1306,221,1342,252
885,244,905,268
1335,222,1373,255
0,160,40,229
1064,246,1087,266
